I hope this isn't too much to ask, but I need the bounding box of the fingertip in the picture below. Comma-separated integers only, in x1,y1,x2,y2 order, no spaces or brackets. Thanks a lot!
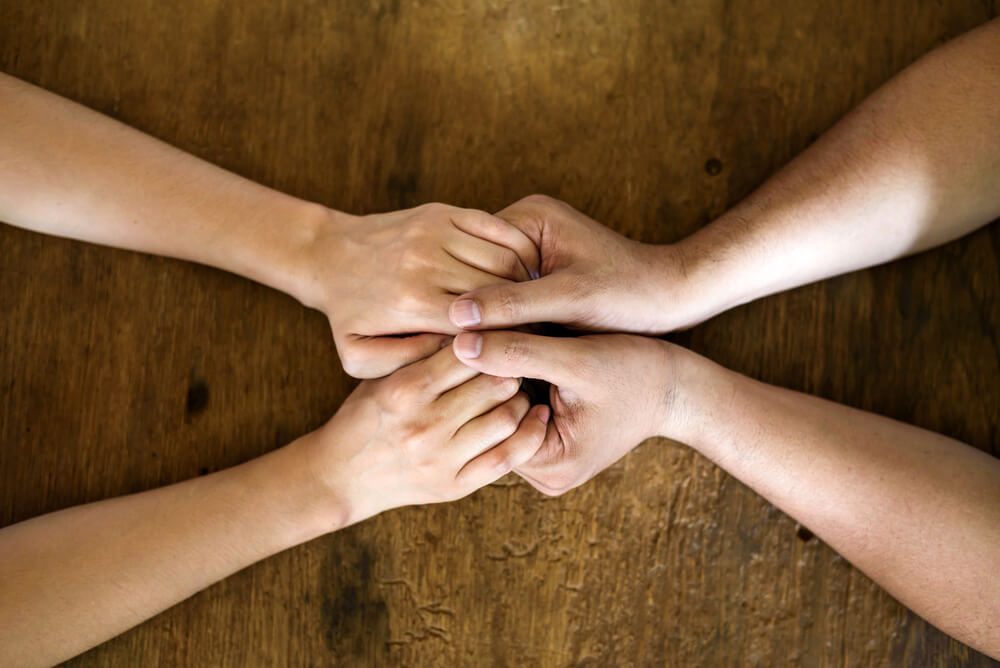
450,298,482,328
535,404,551,424
510,411,548,468
454,332,483,360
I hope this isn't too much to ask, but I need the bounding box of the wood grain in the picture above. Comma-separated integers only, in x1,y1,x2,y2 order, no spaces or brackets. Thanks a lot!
1,1,997,665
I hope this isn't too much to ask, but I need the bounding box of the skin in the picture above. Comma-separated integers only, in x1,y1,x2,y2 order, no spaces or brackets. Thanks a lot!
449,19,1000,334
452,331,1000,658
446,18,1000,659
0,68,547,664
0,346,549,667
0,71,539,379
1,13,998,665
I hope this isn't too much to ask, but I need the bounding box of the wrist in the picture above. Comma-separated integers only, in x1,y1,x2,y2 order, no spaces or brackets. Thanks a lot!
641,242,724,332
221,433,354,553
662,210,771,329
275,203,358,312
653,342,739,449
291,411,398,530
216,192,329,306
271,430,358,536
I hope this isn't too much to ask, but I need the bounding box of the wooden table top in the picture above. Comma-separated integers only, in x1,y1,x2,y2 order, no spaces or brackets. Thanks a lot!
1,1,997,665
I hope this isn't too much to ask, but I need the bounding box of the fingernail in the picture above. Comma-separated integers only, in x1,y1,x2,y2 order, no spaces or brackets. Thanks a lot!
536,405,550,424
450,299,481,327
530,270,540,280
454,332,483,359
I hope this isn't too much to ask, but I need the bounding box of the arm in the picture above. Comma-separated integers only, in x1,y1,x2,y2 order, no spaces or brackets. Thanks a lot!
451,331,1000,659
0,72,539,378
672,17,1000,324
669,349,1000,658
0,346,549,666
448,19,1000,333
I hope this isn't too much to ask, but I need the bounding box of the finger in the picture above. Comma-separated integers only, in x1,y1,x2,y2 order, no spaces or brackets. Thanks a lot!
452,330,582,386
513,421,571,495
450,392,530,461
395,339,480,396
448,274,578,330
436,260,516,296
435,372,522,427
364,292,461,335
494,197,546,247
443,232,531,282
450,209,540,279
340,333,450,379
456,405,550,489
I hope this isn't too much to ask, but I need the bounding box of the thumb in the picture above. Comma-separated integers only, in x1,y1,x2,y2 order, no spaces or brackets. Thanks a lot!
339,333,450,379
449,274,577,330
452,330,581,386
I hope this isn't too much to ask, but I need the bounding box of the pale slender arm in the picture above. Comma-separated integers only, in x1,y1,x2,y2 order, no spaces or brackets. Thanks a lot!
0,71,540,377
0,71,329,306
673,18,1000,325
0,345,548,666
0,437,337,667
668,348,1000,659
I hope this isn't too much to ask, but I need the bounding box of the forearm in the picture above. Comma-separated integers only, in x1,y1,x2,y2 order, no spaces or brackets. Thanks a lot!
0,72,337,307
0,433,340,667
666,348,1000,657
666,19,1000,325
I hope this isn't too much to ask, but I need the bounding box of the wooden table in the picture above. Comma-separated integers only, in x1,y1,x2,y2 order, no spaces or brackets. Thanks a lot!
1,1,997,665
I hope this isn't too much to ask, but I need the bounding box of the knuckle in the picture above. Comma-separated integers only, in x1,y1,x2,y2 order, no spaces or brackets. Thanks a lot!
400,423,432,456
394,289,428,314
377,376,416,408
471,448,512,477
521,193,556,208
492,375,520,397
414,367,436,393
400,433,421,457
495,404,522,432
489,452,514,475
496,289,522,321
457,208,494,229
398,245,428,270
415,202,451,224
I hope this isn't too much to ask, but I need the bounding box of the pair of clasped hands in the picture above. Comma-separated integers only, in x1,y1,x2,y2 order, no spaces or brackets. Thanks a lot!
308,193,700,527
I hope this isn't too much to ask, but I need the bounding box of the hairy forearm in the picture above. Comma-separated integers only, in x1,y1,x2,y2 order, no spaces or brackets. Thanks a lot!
0,434,340,667
666,348,1000,658
0,71,336,307
669,19,1000,324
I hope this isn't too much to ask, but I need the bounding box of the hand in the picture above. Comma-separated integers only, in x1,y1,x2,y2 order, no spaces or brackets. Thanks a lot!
447,195,694,335
302,203,541,378
303,343,550,525
451,330,685,496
